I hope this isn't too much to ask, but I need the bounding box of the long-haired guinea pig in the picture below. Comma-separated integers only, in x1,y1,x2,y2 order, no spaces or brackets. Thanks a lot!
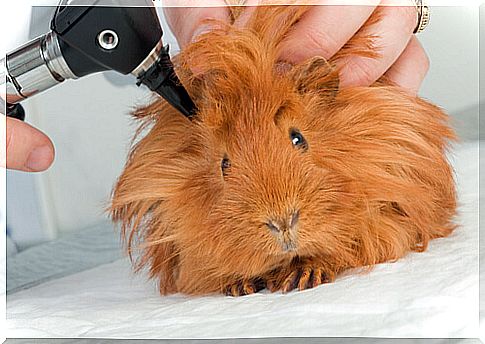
110,5,457,296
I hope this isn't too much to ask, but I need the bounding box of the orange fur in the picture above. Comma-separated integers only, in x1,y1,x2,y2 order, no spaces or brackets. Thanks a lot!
110,5,457,296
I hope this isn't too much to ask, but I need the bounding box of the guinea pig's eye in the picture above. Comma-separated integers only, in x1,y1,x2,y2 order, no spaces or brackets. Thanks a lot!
221,154,231,177
289,128,308,151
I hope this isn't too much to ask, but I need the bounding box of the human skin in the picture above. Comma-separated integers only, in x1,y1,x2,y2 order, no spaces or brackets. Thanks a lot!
164,1,429,92
3,116,54,172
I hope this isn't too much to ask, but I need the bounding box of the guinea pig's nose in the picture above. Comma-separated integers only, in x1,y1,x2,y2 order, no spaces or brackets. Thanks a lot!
266,210,300,233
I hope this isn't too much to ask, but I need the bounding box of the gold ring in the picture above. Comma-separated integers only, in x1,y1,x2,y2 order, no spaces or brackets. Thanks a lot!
414,0,430,34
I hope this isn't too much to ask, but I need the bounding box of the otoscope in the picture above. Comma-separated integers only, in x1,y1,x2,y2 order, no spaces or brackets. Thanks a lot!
1,0,196,121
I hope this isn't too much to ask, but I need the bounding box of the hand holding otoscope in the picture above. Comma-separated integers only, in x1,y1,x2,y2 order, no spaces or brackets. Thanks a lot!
2,0,196,172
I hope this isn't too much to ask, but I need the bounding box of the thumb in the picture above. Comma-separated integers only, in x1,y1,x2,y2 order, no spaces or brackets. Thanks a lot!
3,116,55,172
163,4,230,48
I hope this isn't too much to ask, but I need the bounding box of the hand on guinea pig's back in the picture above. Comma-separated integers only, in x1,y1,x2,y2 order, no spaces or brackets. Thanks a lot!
110,5,457,296
165,2,429,94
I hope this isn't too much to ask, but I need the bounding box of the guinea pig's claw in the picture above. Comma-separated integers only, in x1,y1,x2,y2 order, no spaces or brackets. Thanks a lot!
268,264,330,294
224,277,266,297
281,270,301,293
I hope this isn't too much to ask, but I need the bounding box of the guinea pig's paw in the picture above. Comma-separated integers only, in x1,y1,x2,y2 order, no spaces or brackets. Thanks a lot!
223,277,266,297
266,259,332,294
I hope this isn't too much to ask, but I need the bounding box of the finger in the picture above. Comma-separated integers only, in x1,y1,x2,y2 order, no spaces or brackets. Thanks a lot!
337,4,418,88
163,3,231,48
233,0,260,28
278,3,379,64
4,117,55,172
384,36,429,95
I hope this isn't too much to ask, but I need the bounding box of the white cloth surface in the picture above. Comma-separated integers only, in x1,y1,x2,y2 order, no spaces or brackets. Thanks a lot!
7,221,121,294
7,142,480,339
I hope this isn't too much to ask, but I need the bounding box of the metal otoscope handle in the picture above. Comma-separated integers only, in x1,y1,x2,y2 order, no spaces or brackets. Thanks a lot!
1,31,75,121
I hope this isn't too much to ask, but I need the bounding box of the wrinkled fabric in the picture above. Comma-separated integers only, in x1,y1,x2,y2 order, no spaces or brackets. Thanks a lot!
7,221,122,294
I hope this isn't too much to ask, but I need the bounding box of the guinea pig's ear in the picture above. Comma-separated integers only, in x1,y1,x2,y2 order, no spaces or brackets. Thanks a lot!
289,56,340,102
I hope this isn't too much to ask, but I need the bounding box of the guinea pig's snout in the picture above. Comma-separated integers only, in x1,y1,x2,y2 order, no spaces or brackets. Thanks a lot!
265,210,299,252
266,211,299,233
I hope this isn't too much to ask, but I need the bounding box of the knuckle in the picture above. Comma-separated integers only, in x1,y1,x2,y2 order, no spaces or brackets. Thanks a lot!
411,38,430,73
345,58,379,86
419,50,430,74
302,27,340,59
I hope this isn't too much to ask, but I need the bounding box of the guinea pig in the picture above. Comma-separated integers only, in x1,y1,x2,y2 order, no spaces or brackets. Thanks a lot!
110,5,457,296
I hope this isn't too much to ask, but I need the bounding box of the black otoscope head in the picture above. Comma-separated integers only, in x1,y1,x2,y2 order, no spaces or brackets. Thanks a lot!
50,1,196,117
135,45,196,118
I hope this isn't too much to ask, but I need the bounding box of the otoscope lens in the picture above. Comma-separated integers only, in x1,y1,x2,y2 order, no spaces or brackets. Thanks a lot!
97,30,119,50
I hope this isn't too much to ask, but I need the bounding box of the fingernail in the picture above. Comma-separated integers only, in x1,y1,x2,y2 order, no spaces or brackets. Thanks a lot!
25,145,53,172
